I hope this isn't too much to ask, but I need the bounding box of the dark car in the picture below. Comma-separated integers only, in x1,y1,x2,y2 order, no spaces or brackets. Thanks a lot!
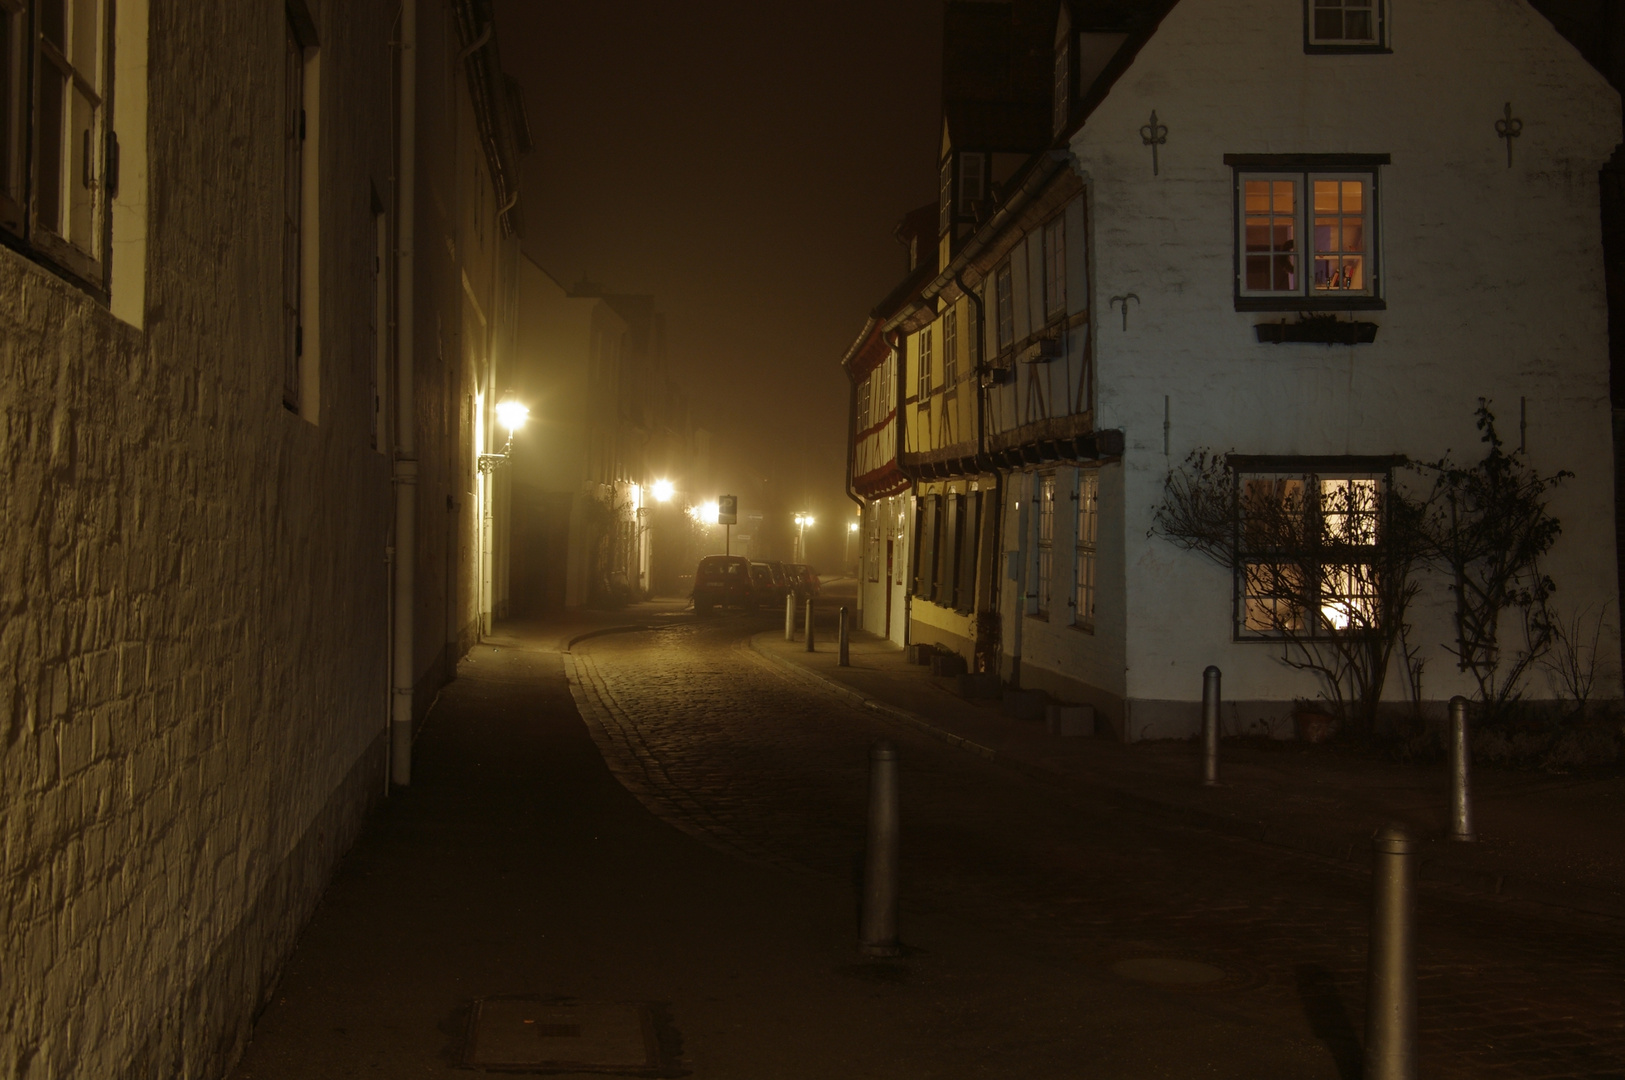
786,563,822,600
693,555,758,615
750,561,789,607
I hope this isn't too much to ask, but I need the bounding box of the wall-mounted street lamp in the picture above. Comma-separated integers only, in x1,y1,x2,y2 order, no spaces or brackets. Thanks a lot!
478,389,530,473
652,478,675,503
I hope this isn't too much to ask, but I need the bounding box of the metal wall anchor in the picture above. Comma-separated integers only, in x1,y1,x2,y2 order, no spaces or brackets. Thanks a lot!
1496,102,1522,168
1109,293,1140,331
1139,110,1168,175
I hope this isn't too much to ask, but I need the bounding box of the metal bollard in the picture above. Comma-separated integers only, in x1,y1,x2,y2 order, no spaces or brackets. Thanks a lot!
838,606,851,666
860,740,901,957
804,598,816,652
1366,823,1417,1080
1449,696,1475,842
1201,665,1221,786
784,592,796,641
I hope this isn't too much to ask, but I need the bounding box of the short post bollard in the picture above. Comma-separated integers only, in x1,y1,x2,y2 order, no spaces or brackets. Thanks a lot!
838,606,851,667
1366,823,1417,1080
804,598,816,652
784,593,796,641
1449,695,1476,842
860,740,901,957
1201,665,1221,786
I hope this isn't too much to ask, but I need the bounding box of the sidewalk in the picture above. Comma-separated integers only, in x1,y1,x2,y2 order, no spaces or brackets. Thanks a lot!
752,619,1625,920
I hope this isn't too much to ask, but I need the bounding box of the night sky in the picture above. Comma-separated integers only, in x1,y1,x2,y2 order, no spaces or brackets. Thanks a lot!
494,0,944,563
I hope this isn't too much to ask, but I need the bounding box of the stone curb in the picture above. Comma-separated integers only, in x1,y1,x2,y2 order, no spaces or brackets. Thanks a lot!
747,633,1625,922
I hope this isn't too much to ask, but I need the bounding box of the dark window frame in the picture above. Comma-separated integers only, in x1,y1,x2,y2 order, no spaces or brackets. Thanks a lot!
1226,153,1389,313
1303,0,1391,54
1228,454,1400,642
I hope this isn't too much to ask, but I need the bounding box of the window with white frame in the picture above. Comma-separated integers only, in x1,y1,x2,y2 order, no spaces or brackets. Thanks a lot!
942,306,958,389
917,325,933,402
1,0,114,288
1306,0,1384,49
867,506,881,582
1034,473,1055,618
995,262,1014,352
1042,215,1065,322
1235,464,1387,639
1231,157,1386,309
878,354,892,417
1073,470,1097,629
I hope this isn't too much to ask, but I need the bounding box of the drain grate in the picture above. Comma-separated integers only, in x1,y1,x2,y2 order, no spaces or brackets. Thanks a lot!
463,998,666,1074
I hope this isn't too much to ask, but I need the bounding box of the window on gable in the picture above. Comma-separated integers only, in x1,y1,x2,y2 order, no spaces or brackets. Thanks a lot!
942,307,958,389
1231,158,1386,311
1052,39,1070,136
958,152,984,217
917,325,933,402
995,262,1014,352
857,374,872,432
1042,215,1066,321
1234,465,1388,639
1305,0,1386,51
1,0,114,291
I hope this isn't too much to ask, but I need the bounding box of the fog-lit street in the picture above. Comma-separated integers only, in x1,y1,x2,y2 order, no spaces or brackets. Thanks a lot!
228,589,1624,1079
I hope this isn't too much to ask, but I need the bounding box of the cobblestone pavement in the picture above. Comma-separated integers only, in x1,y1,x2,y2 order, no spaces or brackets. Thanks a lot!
568,615,1625,1080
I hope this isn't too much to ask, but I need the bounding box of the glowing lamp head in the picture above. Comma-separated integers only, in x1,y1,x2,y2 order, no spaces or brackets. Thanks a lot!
652,479,675,503
849,521,859,533
495,390,530,434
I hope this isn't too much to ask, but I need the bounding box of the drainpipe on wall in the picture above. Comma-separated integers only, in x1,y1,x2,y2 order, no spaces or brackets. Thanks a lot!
955,267,1003,676
885,327,917,646
391,0,418,787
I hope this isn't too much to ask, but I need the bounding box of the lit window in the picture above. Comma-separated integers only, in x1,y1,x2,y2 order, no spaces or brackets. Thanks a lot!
1307,0,1383,48
995,263,1014,352
942,307,958,389
917,326,933,402
1235,467,1387,638
1235,165,1381,308
1073,470,1097,629
1,0,113,288
1035,474,1055,618
1043,215,1066,321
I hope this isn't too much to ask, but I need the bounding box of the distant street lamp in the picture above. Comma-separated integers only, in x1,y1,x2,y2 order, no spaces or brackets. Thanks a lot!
478,389,529,473
652,478,675,503
845,518,859,570
794,513,815,564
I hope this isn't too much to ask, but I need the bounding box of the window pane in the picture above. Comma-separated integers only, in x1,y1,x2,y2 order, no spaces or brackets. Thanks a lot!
66,84,97,249
71,0,101,73
37,65,66,235
1244,562,1306,632
1241,178,1298,293
40,0,66,49
1311,179,1368,292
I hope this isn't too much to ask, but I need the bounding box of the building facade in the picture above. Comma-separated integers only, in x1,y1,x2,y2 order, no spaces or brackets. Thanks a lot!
849,0,1625,739
0,1,529,1076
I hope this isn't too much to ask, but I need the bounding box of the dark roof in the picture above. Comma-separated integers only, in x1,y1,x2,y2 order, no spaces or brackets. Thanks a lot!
943,0,1057,106
944,99,1052,154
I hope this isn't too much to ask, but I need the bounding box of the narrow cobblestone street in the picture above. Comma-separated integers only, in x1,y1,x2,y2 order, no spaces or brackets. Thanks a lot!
567,608,1625,1079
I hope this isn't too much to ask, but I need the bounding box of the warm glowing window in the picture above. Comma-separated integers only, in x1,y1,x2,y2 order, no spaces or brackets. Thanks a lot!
1235,468,1386,638
1,0,113,287
917,326,933,402
1073,470,1097,630
1034,473,1055,618
1237,169,1377,305
943,307,959,389
1307,0,1382,47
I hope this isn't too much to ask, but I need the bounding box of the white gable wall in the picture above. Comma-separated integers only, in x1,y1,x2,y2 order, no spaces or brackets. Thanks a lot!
1067,0,1623,737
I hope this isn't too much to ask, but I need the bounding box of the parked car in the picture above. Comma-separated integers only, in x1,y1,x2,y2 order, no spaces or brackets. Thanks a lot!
786,563,822,600
750,561,789,607
692,555,759,614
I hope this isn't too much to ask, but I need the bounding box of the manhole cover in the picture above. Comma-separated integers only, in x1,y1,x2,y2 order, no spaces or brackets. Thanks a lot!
464,998,665,1074
1111,957,1229,985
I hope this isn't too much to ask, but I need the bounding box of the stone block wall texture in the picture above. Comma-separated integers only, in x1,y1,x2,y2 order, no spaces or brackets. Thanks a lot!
0,1,439,1077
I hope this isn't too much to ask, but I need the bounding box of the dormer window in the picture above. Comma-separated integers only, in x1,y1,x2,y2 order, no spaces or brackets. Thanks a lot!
1305,0,1387,52
1052,38,1070,136
958,153,984,216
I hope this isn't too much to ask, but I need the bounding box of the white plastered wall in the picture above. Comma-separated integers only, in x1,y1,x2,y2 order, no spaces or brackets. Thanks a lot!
1068,0,1623,738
